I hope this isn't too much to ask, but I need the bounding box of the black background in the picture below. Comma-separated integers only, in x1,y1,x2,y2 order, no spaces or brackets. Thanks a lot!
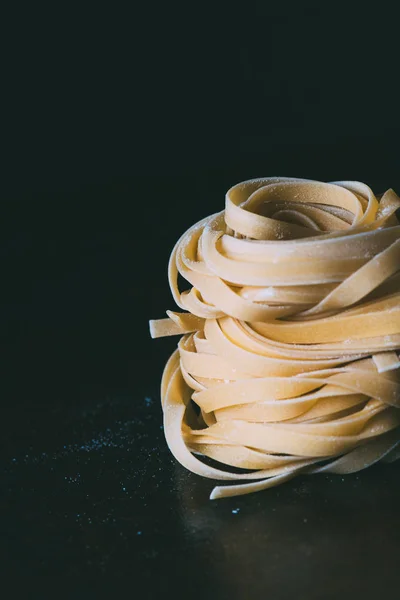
2,3,400,598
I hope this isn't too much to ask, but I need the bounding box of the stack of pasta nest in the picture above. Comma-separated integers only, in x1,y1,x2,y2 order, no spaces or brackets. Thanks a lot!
150,178,400,499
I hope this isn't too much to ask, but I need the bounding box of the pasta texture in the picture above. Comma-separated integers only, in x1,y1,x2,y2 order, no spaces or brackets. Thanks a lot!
150,178,400,499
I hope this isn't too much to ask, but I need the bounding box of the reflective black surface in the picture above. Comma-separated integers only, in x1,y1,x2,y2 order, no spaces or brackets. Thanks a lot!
3,379,400,598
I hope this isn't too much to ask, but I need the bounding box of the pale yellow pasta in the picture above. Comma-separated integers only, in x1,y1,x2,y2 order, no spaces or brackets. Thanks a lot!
150,178,400,499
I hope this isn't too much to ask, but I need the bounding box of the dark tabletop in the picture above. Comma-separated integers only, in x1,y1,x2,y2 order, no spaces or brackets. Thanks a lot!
2,4,400,598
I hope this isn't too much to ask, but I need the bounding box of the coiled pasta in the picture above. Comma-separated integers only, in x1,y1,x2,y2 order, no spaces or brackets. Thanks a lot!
150,178,400,499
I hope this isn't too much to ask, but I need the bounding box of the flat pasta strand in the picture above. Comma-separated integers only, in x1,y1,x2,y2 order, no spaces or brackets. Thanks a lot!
149,177,400,499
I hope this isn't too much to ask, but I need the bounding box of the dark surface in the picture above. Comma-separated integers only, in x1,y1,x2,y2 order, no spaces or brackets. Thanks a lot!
2,3,400,598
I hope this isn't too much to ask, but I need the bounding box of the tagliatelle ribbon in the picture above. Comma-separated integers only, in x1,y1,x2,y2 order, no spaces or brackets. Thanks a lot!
150,178,400,499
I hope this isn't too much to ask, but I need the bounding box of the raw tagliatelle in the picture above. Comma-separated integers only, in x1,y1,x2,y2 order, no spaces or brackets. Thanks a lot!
150,177,400,499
